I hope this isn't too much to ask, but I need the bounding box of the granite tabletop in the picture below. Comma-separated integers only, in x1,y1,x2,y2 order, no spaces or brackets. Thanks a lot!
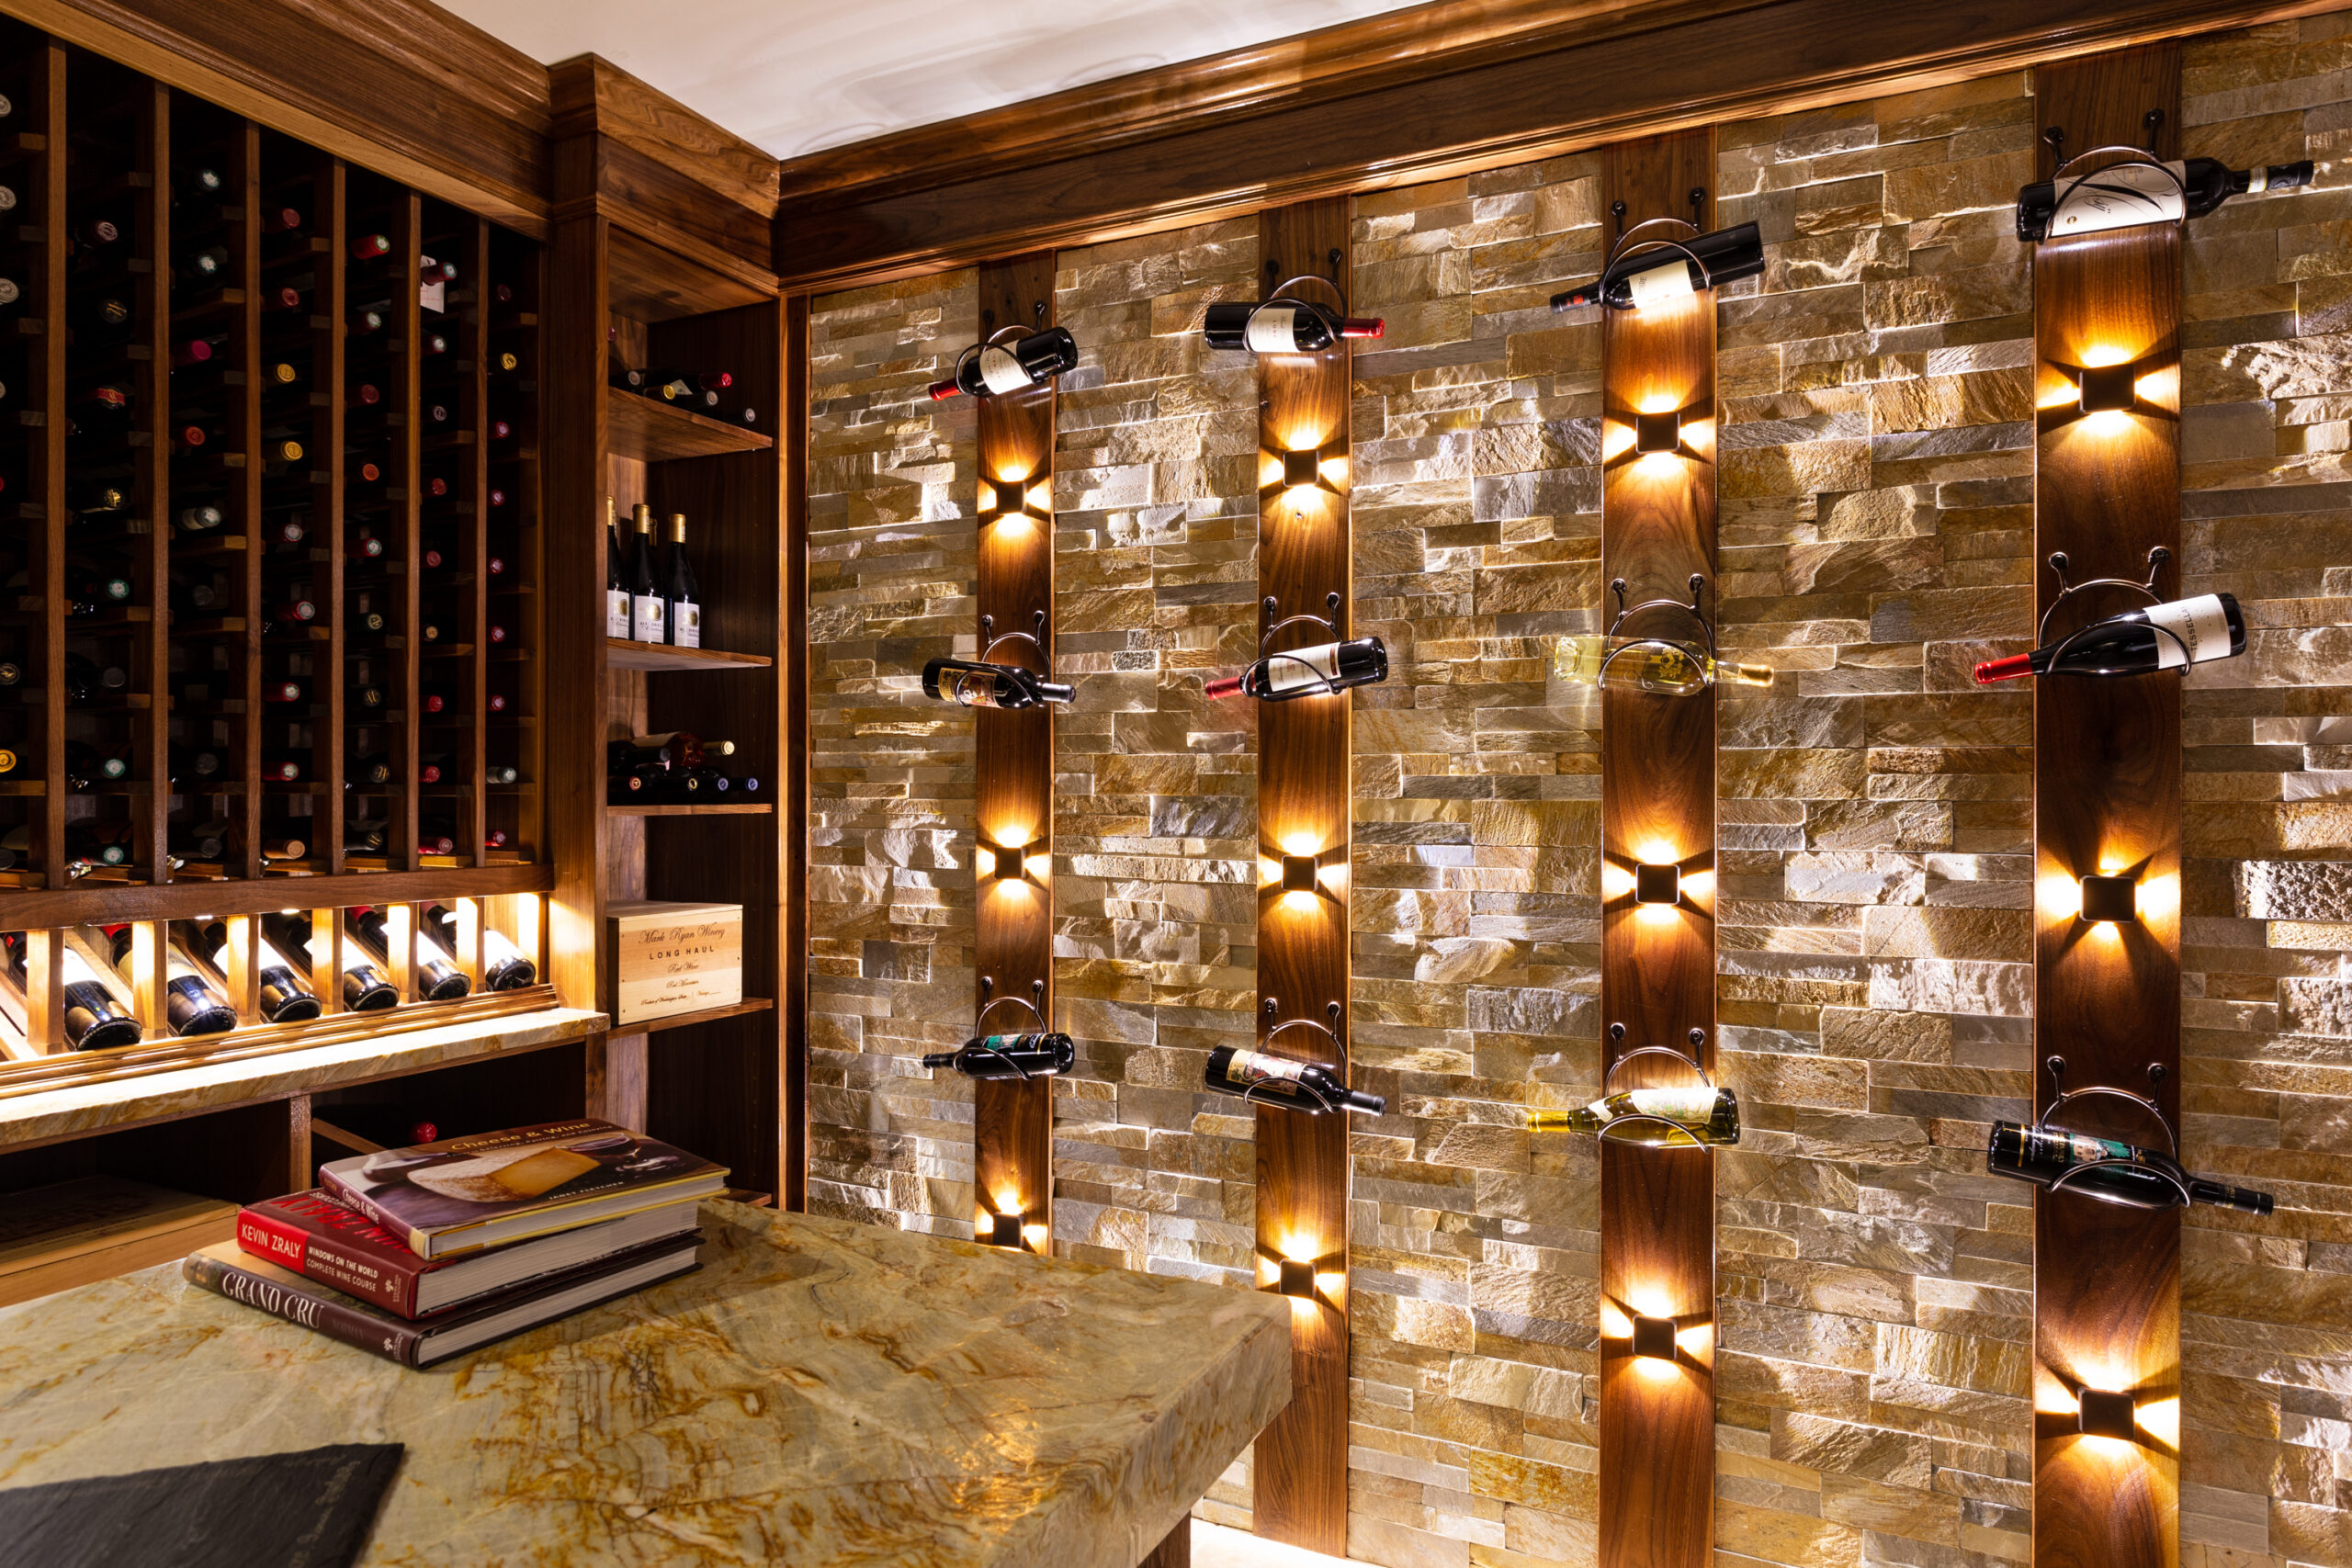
0,1201,1293,1566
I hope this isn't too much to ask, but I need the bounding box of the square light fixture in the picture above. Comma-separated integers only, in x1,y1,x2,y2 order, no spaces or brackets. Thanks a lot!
2078,364,2134,415
2080,874,2137,924
2078,1388,2135,1441
1631,1314,1678,1361
1278,1258,1316,1299
1633,410,1680,456
978,1209,1021,1247
1634,863,1681,906
1281,854,1319,894
1283,447,1321,489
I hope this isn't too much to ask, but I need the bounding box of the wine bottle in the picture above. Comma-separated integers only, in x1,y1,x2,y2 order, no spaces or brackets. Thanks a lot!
63,741,130,791
922,1032,1076,1077
1202,1044,1385,1114
1986,1120,2273,1214
1550,221,1766,311
192,919,321,1024
604,495,631,639
262,911,398,1011
484,763,519,785
1527,1086,1741,1146
62,822,130,867
2017,158,2315,243
664,513,700,648
352,906,469,1001
1204,637,1388,701
170,821,228,862
107,923,236,1036
927,328,1080,400
1,931,143,1050
423,903,537,991
1201,301,1384,354
628,502,665,643
1553,635,1775,697
314,1103,439,1148
921,658,1074,709
62,654,128,703
1973,592,2245,683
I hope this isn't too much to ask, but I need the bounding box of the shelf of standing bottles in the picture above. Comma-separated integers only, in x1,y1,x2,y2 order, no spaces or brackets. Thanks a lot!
605,385,772,463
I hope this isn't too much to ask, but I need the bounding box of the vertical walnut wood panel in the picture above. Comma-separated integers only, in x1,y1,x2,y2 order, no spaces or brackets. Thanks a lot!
783,288,809,1212
2030,45,2183,1568
1250,194,1351,1558
1598,129,1718,1568
971,251,1055,1252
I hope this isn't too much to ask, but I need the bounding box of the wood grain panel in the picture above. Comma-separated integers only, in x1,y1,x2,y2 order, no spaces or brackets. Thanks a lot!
1250,196,1352,1559
1598,129,1717,1568
783,290,810,1213
2029,43,2184,1568
972,252,1057,1254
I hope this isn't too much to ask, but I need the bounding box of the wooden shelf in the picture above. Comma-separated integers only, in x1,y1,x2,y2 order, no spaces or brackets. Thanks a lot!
605,638,773,671
636,998,775,1035
607,802,772,817
605,386,773,462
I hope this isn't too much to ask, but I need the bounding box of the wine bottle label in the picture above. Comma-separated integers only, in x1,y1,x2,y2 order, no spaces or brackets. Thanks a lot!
2143,594,2234,669
2048,161,2188,239
606,589,631,638
976,344,1030,396
1618,1088,1723,1122
1626,259,1699,310
1225,1048,1308,1088
632,593,665,641
1262,641,1342,695
673,600,701,648
2022,1126,2132,1167
1244,305,1301,355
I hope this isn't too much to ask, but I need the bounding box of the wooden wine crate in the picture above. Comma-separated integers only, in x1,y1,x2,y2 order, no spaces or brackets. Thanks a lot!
0,1177,239,1308
604,901,744,1025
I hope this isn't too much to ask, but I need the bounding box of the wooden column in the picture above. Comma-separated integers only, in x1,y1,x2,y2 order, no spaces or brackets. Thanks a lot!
2028,45,2184,1568
1597,130,1718,1568
1250,195,1353,1557
971,252,1057,1254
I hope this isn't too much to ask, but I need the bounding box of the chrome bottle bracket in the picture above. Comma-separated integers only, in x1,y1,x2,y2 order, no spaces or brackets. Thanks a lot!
1597,573,1715,685
1243,592,1347,697
1598,191,1712,289
2035,547,2188,671
1589,1023,1717,1147
970,976,1049,1077
2031,1055,2190,1205
1244,998,1347,1112
2041,117,2188,235
976,609,1052,672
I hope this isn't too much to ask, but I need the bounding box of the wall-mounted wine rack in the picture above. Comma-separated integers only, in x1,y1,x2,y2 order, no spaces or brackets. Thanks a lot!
2028,43,2186,1568
970,250,1057,1254
1593,129,1720,1568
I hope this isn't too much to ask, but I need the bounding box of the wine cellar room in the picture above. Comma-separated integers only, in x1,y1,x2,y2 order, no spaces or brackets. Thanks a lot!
0,0,2348,1565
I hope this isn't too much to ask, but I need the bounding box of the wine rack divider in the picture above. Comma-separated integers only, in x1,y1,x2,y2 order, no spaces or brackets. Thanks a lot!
2028,44,2186,1568
969,250,1057,1258
1249,194,1355,1556
1593,128,1720,1568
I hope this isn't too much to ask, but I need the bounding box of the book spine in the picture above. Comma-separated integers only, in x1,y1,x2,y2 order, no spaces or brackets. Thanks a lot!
182,1251,421,1366
319,1170,436,1258
236,1206,419,1316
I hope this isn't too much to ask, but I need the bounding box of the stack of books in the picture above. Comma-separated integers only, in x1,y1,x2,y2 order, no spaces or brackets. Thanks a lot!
184,1119,726,1367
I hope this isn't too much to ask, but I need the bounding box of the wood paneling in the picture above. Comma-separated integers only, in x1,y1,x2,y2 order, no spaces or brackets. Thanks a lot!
783,290,810,1213
2029,43,2184,1568
972,252,1057,1255
1250,196,1352,1559
548,52,777,219
1598,129,1717,1568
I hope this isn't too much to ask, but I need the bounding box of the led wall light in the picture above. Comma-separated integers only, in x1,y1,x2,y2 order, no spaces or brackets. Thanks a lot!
2078,1388,2136,1441
1283,447,1321,489
1631,1314,1679,1361
1281,854,1319,894
1278,1258,1316,1299
2079,874,2137,924
1634,863,1681,906
978,1208,1022,1247
2077,363,2135,414
1633,410,1681,455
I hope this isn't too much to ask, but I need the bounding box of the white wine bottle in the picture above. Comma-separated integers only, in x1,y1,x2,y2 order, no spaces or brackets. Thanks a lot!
1528,1086,1741,1146
1554,635,1773,697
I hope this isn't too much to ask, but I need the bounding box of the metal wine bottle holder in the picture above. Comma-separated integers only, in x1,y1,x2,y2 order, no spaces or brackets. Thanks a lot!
1240,591,1348,698
1591,1021,1720,1148
951,316,1055,397
2034,1055,2192,1206
930,609,1056,710
1243,998,1348,1112
1596,190,1712,292
2042,113,2188,236
2037,546,2188,672
1598,573,1716,688
969,976,1049,1079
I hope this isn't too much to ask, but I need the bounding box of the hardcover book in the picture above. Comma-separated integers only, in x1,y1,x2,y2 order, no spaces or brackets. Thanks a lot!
237,1189,702,1318
315,1119,727,1258
183,1235,702,1367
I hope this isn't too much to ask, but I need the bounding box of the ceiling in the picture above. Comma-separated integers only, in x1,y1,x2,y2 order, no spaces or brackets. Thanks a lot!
438,0,1430,160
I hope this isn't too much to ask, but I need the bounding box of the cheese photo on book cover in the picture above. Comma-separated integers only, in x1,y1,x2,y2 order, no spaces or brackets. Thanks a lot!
318,1120,727,1258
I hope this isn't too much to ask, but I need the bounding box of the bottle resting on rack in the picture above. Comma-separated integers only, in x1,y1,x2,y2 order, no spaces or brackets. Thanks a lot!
1528,1086,1741,1147
0,931,143,1051
1551,220,1766,311
423,903,537,992
1554,635,1774,696
1973,592,2245,683
1986,1120,2273,1215
1204,637,1388,702
106,923,236,1037
1203,1044,1385,1115
263,911,398,1012
1202,300,1384,354
350,906,470,1002
927,326,1080,400
195,919,321,1023
921,658,1073,710
922,1033,1076,1078
2017,158,2314,242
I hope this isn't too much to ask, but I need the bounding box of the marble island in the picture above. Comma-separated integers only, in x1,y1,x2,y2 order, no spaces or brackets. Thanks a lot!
0,1201,1293,1566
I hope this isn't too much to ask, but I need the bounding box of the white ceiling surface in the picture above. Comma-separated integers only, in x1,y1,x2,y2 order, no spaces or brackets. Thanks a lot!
439,0,1430,159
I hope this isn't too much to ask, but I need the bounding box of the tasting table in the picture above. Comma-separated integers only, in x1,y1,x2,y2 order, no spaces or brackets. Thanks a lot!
0,1200,1291,1566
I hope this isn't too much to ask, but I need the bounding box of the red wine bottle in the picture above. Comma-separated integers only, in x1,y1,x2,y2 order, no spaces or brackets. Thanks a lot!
927,328,1079,400
1552,220,1765,310
2,931,142,1050
1204,637,1388,701
922,657,1072,709
106,923,237,1037
1202,302,1383,354
2017,158,2314,243
1973,592,2245,683
1987,1121,2273,1214
922,1033,1075,1077
1203,1044,1385,1114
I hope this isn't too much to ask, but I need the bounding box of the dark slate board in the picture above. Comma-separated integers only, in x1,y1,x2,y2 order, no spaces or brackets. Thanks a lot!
0,1442,402,1568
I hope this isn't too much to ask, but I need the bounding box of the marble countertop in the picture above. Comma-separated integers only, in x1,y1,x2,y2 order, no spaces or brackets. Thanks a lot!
0,1201,1291,1567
